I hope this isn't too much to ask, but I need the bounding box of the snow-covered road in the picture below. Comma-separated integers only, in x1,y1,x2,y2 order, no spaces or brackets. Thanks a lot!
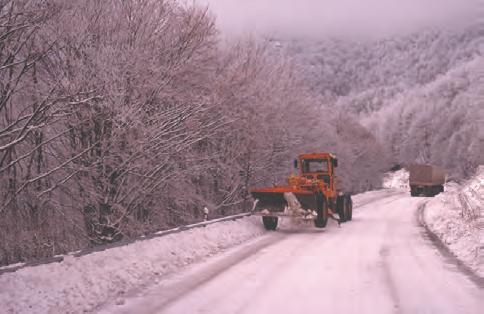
101,191,483,314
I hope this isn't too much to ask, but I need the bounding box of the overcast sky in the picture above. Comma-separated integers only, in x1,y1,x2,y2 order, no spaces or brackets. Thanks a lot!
196,0,480,38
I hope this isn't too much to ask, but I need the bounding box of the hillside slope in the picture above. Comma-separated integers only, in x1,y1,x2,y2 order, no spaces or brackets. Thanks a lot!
286,26,483,178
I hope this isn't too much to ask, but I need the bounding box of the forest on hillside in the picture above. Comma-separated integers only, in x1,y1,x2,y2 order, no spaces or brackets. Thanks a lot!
0,0,386,265
0,0,482,265
286,29,483,178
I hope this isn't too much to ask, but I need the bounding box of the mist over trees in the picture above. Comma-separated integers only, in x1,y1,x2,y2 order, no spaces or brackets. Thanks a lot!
286,27,483,179
0,0,387,265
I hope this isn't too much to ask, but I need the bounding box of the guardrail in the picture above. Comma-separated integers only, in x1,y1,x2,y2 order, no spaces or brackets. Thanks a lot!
0,212,252,276
1,190,405,275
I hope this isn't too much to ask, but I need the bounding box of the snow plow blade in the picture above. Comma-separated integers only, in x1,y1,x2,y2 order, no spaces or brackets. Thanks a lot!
251,188,317,213
251,191,287,212
252,211,317,220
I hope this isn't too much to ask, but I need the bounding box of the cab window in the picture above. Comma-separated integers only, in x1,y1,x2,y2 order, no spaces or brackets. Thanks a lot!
302,159,329,173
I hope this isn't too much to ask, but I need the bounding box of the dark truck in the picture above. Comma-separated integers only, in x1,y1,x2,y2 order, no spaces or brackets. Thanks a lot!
409,164,446,197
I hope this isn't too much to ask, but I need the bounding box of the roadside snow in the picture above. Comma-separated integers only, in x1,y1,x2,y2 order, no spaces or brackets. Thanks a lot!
382,169,409,189
0,216,265,314
424,166,483,277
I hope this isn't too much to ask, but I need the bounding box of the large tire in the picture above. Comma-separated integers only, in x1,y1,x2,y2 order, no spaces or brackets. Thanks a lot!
431,185,444,196
345,194,353,221
410,186,418,197
262,216,278,230
314,193,329,228
336,195,346,223
424,186,434,197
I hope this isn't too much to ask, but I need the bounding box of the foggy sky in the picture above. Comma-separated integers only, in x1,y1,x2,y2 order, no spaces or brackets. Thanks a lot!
196,0,481,38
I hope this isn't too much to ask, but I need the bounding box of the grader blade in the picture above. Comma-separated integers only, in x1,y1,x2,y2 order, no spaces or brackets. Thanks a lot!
251,191,287,212
251,188,318,213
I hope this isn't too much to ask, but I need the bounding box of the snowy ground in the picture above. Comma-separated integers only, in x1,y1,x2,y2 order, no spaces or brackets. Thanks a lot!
383,166,483,276
423,166,483,277
382,169,409,190
0,189,401,314
99,189,482,314
1,179,482,314
0,216,265,313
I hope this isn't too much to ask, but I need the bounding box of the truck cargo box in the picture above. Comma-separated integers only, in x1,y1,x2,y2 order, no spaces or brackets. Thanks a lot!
409,164,445,185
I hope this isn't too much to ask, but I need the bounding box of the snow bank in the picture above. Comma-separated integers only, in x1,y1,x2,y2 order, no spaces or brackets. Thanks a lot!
0,216,265,313
382,169,409,189
424,166,483,277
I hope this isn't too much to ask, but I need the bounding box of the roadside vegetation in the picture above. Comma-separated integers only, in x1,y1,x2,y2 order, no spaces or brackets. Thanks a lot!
0,0,481,266
0,0,387,265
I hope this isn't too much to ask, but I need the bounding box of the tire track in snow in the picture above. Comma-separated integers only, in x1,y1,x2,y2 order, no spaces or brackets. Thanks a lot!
101,233,287,314
379,245,401,314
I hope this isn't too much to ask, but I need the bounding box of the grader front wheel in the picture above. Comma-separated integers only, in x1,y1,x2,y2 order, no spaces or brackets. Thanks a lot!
314,193,329,228
262,216,278,230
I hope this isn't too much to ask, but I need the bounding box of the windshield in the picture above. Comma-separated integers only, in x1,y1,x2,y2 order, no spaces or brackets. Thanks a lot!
302,159,329,173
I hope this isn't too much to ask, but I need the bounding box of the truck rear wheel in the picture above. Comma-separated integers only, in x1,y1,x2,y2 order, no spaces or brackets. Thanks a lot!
410,186,418,197
314,194,328,228
428,185,444,197
262,216,278,230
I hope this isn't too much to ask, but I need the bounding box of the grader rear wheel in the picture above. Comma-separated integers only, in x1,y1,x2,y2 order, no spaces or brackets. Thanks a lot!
345,194,353,221
336,195,347,223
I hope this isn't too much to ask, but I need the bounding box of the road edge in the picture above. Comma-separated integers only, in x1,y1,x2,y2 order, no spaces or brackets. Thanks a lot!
417,202,484,288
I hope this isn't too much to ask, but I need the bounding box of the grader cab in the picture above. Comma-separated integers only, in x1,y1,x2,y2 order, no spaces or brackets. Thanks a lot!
250,153,352,230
